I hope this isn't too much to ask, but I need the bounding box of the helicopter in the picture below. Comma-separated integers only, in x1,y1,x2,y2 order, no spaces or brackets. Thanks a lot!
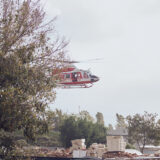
52,60,100,88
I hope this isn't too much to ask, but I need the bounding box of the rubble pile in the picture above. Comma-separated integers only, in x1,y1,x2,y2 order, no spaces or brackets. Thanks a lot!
154,153,160,157
44,148,72,158
70,139,86,151
70,140,107,158
70,139,87,158
87,143,107,158
154,149,160,157
18,138,148,159
22,147,72,158
102,151,138,159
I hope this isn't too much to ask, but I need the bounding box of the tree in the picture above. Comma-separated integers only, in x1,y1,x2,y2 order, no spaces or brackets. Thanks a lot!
154,119,160,145
78,110,94,122
59,116,107,148
59,116,78,148
126,112,159,153
107,124,113,130
116,113,127,129
46,109,67,131
96,112,104,125
0,0,68,154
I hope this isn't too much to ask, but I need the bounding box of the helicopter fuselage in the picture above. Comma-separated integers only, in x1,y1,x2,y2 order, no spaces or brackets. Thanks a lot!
55,68,99,88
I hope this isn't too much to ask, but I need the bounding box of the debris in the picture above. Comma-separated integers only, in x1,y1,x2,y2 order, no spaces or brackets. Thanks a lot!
46,148,72,158
70,139,86,153
73,150,87,158
87,143,107,158
102,151,138,159
125,149,142,155
69,139,87,158
21,146,72,158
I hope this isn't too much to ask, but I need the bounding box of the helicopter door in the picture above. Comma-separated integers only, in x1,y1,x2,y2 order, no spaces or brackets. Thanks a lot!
77,72,82,81
72,72,82,82
72,72,78,82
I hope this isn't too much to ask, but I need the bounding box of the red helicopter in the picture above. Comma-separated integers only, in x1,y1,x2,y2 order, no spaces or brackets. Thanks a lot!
52,60,99,88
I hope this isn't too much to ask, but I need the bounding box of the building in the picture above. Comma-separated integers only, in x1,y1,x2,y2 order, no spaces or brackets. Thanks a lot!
106,128,128,152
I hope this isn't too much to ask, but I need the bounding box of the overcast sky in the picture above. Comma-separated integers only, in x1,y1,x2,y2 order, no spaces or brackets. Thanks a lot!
43,0,160,125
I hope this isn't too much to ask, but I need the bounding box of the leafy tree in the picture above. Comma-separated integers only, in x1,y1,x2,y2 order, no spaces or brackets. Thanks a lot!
125,143,136,149
153,119,160,145
0,131,16,158
79,110,94,122
108,124,114,130
59,116,107,148
127,112,159,153
116,113,127,129
59,116,78,148
96,112,104,125
46,109,67,131
89,123,107,145
0,0,68,154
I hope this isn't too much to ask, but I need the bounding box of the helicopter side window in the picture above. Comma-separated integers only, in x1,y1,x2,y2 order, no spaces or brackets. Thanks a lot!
65,74,70,78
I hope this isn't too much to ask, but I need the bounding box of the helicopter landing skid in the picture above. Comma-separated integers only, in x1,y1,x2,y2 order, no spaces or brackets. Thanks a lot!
57,83,93,89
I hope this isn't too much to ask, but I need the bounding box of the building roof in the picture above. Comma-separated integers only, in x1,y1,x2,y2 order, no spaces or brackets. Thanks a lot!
107,127,128,136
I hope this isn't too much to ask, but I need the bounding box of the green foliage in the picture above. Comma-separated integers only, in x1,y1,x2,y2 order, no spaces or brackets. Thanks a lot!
0,130,26,160
34,131,62,147
0,0,68,156
59,116,107,148
0,131,16,156
116,113,127,129
96,112,104,125
78,110,94,122
125,143,136,149
127,112,159,153
46,109,68,131
107,124,113,130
